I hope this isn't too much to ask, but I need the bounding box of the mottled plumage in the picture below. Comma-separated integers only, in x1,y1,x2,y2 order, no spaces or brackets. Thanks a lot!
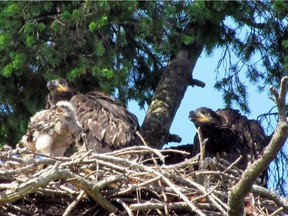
46,79,142,153
21,101,82,156
189,107,268,171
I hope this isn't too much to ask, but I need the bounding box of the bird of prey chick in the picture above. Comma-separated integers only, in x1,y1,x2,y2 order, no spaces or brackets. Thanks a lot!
20,101,82,157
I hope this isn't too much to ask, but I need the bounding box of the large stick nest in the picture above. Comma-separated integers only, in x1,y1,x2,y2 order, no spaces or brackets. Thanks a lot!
0,145,287,216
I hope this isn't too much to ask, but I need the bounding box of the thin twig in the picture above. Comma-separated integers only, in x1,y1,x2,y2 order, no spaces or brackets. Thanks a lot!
63,190,86,216
112,198,134,216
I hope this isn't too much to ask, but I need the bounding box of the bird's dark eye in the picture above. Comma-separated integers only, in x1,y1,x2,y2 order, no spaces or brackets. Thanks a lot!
203,112,208,116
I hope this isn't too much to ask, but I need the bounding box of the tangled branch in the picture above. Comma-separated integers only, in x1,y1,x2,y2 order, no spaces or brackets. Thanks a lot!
0,145,287,215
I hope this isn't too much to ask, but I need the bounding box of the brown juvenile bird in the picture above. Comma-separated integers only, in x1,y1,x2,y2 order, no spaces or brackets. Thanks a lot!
21,101,82,156
46,79,143,153
189,107,268,185
189,107,268,168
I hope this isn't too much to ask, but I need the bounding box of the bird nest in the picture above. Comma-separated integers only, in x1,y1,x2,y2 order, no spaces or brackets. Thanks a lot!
0,145,286,216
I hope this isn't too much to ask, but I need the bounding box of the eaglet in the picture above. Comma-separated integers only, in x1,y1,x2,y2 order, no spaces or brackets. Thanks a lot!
189,107,268,168
46,78,143,153
189,107,269,185
21,101,82,156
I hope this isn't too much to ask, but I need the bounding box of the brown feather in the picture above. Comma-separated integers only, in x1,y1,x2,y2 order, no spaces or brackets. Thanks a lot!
188,107,268,185
46,79,143,153
70,93,141,152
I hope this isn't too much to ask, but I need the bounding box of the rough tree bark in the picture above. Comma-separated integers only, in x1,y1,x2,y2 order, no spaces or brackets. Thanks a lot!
227,76,288,216
141,45,204,149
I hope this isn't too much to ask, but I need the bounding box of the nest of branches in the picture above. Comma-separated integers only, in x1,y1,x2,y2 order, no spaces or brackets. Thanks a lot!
0,145,287,216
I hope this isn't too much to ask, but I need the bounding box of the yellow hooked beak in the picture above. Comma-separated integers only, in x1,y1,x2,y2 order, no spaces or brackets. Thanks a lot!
196,114,210,122
56,84,69,92
189,111,210,123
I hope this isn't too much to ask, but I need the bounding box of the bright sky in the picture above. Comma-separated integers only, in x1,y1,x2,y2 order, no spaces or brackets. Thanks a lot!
128,48,277,148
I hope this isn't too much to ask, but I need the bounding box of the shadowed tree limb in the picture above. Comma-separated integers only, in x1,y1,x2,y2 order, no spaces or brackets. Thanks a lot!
227,76,288,216
189,78,206,88
141,46,203,149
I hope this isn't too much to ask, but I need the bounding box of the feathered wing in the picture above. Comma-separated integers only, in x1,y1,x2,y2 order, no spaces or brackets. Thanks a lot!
216,108,241,126
21,109,55,152
217,108,268,160
216,108,268,185
70,91,142,153
22,109,56,155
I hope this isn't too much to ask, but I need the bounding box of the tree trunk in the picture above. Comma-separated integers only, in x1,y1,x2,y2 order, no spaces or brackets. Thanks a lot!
141,45,204,149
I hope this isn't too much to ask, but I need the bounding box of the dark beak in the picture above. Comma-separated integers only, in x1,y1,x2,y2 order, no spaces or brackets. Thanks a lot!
188,111,196,121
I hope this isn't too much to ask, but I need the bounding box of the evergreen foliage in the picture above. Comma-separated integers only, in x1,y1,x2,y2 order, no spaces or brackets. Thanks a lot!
0,2,286,150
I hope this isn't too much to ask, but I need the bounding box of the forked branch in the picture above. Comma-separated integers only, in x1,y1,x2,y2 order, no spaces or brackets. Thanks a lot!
228,76,288,216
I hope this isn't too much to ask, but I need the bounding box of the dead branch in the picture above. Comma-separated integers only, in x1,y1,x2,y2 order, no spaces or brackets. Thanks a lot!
63,190,85,216
252,185,288,210
0,140,287,215
0,162,61,204
228,76,288,216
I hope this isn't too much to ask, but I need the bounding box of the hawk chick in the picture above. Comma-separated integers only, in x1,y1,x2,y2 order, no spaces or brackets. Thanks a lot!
21,101,82,157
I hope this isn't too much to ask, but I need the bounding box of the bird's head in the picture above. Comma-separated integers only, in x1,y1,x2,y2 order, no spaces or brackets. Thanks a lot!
55,101,76,118
47,79,71,93
46,79,76,107
189,107,221,127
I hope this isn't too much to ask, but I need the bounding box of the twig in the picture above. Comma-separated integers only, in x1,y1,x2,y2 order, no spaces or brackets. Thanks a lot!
130,201,191,211
160,148,191,155
3,203,33,215
59,185,78,194
224,155,243,173
184,179,228,215
95,174,127,190
112,198,134,216
164,171,228,215
160,156,198,169
107,145,165,163
60,169,118,213
89,153,206,216
63,190,86,216
196,127,207,169
0,163,36,175
270,207,284,216
252,185,288,210
158,179,169,216
116,176,161,196
190,184,218,203
0,162,61,204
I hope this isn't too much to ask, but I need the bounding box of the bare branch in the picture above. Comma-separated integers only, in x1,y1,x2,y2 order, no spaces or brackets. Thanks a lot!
228,76,288,216
63,190,85,216
189,78,206,88
252,185,288,210
0,162,61,204
0,143,287,215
